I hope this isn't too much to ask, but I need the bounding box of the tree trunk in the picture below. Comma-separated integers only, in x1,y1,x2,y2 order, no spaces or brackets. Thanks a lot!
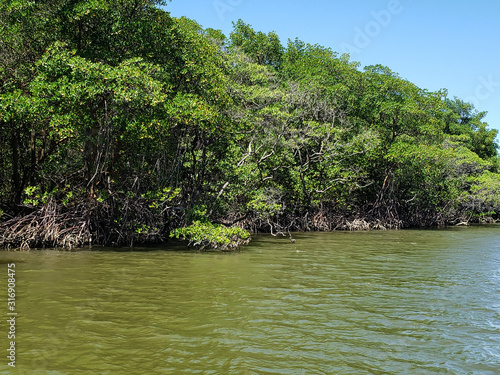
10,126,22,205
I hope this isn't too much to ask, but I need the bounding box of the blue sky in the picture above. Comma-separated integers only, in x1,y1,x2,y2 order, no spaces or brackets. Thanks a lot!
164,0,500,136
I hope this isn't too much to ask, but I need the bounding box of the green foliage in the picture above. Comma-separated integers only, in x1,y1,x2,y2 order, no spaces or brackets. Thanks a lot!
1,2,499,250
23,185,77,207
387,142,460,210
443,98,498,159
247,189,283,219
23,186,44,207
466,171,500,218
230,20,283,69
171,221,250,251
142,187,181,211
170,206,250,250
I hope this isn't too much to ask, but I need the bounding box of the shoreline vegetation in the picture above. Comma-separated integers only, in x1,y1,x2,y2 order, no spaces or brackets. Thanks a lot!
1,0,499,251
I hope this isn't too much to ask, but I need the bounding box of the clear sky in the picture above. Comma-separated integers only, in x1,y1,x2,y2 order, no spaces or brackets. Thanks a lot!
164,0,500,136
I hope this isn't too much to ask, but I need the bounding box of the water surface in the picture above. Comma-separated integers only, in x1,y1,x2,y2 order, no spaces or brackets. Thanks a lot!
0,226,499,374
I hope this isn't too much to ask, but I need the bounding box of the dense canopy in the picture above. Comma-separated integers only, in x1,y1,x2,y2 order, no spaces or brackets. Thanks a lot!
1,1,498,249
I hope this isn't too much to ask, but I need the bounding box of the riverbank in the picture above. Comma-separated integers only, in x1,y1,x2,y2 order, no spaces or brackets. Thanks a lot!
1,197,497,250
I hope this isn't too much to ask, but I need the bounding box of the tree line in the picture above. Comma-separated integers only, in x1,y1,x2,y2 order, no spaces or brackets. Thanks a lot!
1,0,499,249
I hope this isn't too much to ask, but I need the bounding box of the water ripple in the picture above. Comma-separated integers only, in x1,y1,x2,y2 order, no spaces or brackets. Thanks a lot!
0,227,499,374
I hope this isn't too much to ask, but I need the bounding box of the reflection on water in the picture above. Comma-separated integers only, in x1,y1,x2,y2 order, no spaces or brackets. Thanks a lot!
0,226,499,374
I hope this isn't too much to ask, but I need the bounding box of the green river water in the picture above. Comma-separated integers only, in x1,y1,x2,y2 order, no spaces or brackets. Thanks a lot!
0,226,499,374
